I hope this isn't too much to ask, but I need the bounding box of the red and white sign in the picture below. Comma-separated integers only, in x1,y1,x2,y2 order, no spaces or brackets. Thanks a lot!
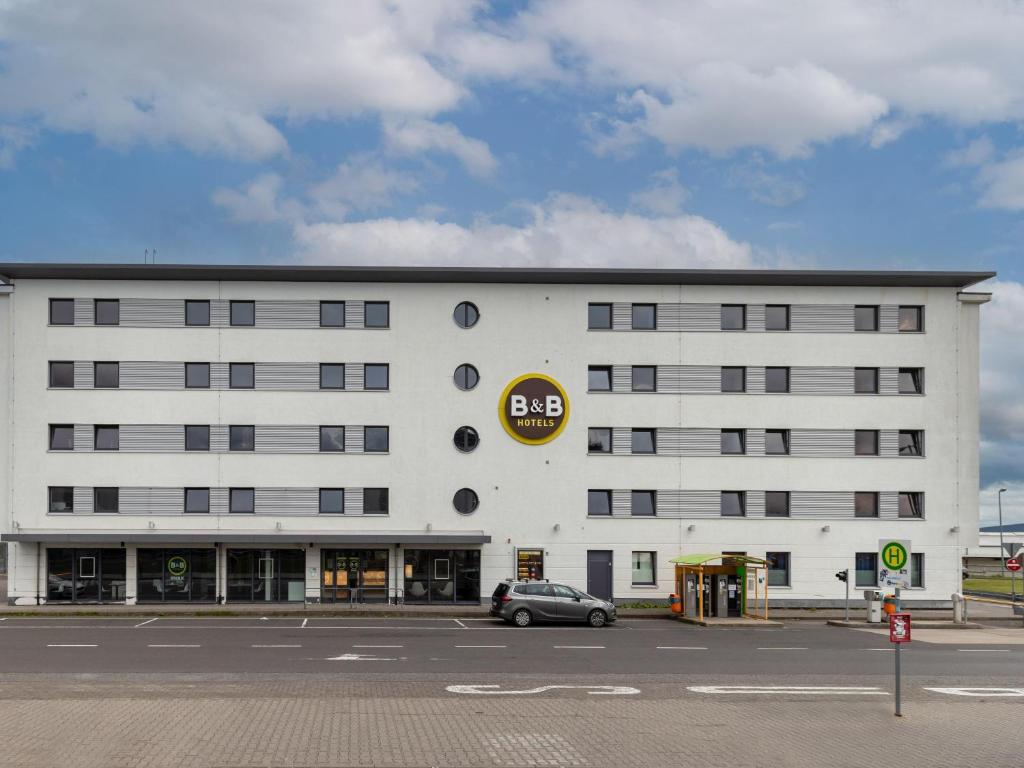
1007,557,1021,573
889,613,911,644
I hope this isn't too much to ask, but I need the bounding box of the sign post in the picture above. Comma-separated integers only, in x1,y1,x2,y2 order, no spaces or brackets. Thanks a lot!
1008,556,1021,603
889,611,911,717
879,540,912,717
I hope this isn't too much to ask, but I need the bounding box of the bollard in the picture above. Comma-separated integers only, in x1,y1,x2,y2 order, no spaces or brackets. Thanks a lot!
951,592,965,624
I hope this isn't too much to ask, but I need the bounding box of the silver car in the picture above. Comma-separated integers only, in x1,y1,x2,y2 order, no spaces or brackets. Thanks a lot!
490,580,617,627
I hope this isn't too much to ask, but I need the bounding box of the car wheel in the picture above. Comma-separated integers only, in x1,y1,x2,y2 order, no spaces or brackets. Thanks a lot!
587,609,607,628
513,608,533,627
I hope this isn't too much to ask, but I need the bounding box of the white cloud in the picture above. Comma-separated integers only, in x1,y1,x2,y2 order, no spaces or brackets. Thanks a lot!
383,118,498,178
943,136,995,168
0,124,35,168
977,151,1024,210
629,168,689,215
211,174,293,224
727,159,807,208
309,156,420,217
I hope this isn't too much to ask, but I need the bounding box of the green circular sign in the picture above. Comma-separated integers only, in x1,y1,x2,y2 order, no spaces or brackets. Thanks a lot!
167,556,188,577
881,542,908,570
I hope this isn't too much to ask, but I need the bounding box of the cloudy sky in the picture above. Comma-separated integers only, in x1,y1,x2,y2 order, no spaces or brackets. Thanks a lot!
0,1,1020,521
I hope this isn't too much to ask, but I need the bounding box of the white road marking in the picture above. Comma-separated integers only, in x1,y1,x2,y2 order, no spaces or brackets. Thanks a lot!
688,685,887,695
147,644,200,648
858,648,894,651
301,618,308,628
47,644,97,647
455,645,507,648
657,646,708,650
553,645,605,649
925,687,1024,697
353,645,403,648
756,647,808,651
447,684,639,696
134,618,158,628
454,619,467,628
251,644,302,648
326,653,398,661
957,648,1011,652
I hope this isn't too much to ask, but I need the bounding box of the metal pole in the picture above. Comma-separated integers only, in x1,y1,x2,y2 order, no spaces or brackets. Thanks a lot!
894,586,902,717
998,488,1014,602
844,573,849,622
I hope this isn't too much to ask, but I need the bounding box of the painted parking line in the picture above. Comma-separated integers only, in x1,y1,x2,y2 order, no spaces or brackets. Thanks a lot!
301,618,308,628
688,685,887,695
553,645,605,649
147,644,201,648
47,644,97,648
454,619,468,628
657,646,708,650
134,618,158,628
447,685,639,696
353,645,403,648
756,647,808,651
957,649,1011,652
251,644,302,648
925,687,1024,697
455,645,507,648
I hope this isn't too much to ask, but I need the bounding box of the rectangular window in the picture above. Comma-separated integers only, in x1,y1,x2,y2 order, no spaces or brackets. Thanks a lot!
854,367,879,394
48,486,74,513
631,303,656,330
855,429,879,456
720,428,745,455
898,306,923,332
364,488,389,515
93,361,119,389
320,363,345,390
229,425,255,452
94,299,120,326
765,429,790,455
631,551,656,586
588,427,612,454
855,305,879,331
899,492,924,519
364,364,389,390
721,491,745,517
765,366,790,393
765,304,790,331
588,490,612,516
319,426,345,452
855,492,879,518
898,367,924,394
364,301,390,328
230,488,255,514
588,303,612,330
94,425,119,451
229,363,255,389
631,490,656,517
230,300,255,327
721,366,746,393
49,361,74,388
765,491,790,518
319,488,345,515
320,301,346,327
855,553,877,587
588,365,612,392
364,426,389,453
632,366,656,392
184,425,210,451
899,430,924,456
631,428,656,454
766,552,790,587
94,487,119,514
49,298,75,325
185,362,210,389
49,424,74,451
184,488,210,514
911,553,924,588
720,304,746,330
185,300,210,326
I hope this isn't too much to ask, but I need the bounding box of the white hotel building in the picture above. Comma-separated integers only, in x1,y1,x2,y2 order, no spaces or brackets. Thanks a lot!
0,264,993,608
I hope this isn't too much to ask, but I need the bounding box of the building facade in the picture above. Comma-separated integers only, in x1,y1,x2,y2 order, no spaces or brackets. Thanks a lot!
0,264,993,607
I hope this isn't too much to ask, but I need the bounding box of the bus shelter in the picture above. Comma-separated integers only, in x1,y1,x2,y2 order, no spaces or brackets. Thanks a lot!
670,554,770,622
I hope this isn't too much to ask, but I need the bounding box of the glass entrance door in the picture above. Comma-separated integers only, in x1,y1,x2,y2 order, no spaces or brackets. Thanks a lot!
321,549,389,603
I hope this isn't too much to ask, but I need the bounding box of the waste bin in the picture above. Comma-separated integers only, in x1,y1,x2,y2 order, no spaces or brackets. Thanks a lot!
669,594,682,614
864,590,882,623
882,594,897,616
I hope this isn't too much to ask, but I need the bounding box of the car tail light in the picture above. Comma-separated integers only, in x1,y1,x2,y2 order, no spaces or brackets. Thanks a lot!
500,594,513,603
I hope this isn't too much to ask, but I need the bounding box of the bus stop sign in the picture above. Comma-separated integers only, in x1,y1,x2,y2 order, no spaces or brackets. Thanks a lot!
890,613,911,643
878,539,912,589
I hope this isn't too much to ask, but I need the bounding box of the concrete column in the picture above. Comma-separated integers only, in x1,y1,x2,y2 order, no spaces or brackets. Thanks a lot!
305,545,320,603
124,545,137,605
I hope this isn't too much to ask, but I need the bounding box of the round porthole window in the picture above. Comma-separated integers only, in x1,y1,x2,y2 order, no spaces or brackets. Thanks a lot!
454,426,480,453
453,302,480,329
453,488,479,515
454,363,480,391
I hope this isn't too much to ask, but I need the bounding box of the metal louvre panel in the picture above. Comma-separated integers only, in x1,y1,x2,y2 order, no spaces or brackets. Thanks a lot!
746,366,766,393
210,426,229,452
611,489,631,517
255,487,318,515
879,491,900,520
746,490,766,518
73,424,93,452
210,300,230,326
746,429,766,456
612,365,632,393
254,301,320,329
879,430,900,457
345,425,365,454
119,487,183,515
210,488,229,515
344,487,364,515
346,300,366,329
210,363,230,389
674,366,721,393
120,298,185,327
255,425,319,453
747,304,766,332
120,362,184,389
255,362,320,391
790,429,853,457
120,425,185,452
611,427,632,455
73,487,93,514
73,361,93,388
73,298,94,325
345,363,364,391
656,428,719,456
879,367,900,395
790,491,853,519
675,491,721,518
790,304,854,332
879,305,899,333
790,366,853,394
611,302,632,330
673,303,721,331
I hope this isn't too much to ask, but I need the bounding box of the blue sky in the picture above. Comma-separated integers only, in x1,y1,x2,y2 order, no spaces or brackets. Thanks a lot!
0,1,1022,520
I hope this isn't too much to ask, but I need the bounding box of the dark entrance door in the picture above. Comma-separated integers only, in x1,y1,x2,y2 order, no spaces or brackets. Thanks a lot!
586,550,613,601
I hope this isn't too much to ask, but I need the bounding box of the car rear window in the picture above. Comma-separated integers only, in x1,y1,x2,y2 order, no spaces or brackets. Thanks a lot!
492,583,510,598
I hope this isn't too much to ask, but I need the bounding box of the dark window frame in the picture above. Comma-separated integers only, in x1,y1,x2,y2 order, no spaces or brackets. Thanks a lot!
184,300,211,327
854,305,879,332
721,366,746,393
898,367,924,395
765,304,791,331
587,365,612,392
630,490,657,517
765,366,790,393
453,487,479,515
319,363,345,390
184,488,210,514
49,361,75,388
364,301,390,329
48,486,74,513
766,551,791,587
721,428,746,455
765,429,790,455
184,425,211,452
94,425,119,451
765,491,790,518
588,427,612,454
320,301,346,328
631,365,657,392
319,425,346,453
93,361,120,389
854,367,879,394
631,551,657,586
319,488,345,515
49,424,75,451
185,362,211,389
229,363,255,390
363,487,389,515
720,304,746,331
854,429,879,456
588,489,613,516
229,300,255,327
720,491,746,517
453,301,480,329
94,487,119,514
898,305,924,333
631,303,657,330
855,491,879,518
229,425,256,452
911,552,924,588
454,363,479,391
899,492,924,519
49,298,75,326
631,428,656,454
230,487,256,514
855,553,878,587
453,426,479,453
898,430,924,457
364,363,390,391
94,299,120,326
364,425,390,453
588,303,613,330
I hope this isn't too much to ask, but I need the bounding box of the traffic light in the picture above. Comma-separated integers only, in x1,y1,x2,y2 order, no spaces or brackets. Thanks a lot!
835,569,849,583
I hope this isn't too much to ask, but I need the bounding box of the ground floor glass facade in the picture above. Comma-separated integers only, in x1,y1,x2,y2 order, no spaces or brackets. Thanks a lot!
227,549,305,602
137,548,216,603
46,548,126,603
404,549,481,603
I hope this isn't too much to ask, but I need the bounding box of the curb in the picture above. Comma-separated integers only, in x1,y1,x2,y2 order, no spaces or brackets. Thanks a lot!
825,619,984,629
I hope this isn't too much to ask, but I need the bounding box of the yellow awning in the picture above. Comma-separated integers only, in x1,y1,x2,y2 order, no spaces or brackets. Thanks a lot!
670,554,768,566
